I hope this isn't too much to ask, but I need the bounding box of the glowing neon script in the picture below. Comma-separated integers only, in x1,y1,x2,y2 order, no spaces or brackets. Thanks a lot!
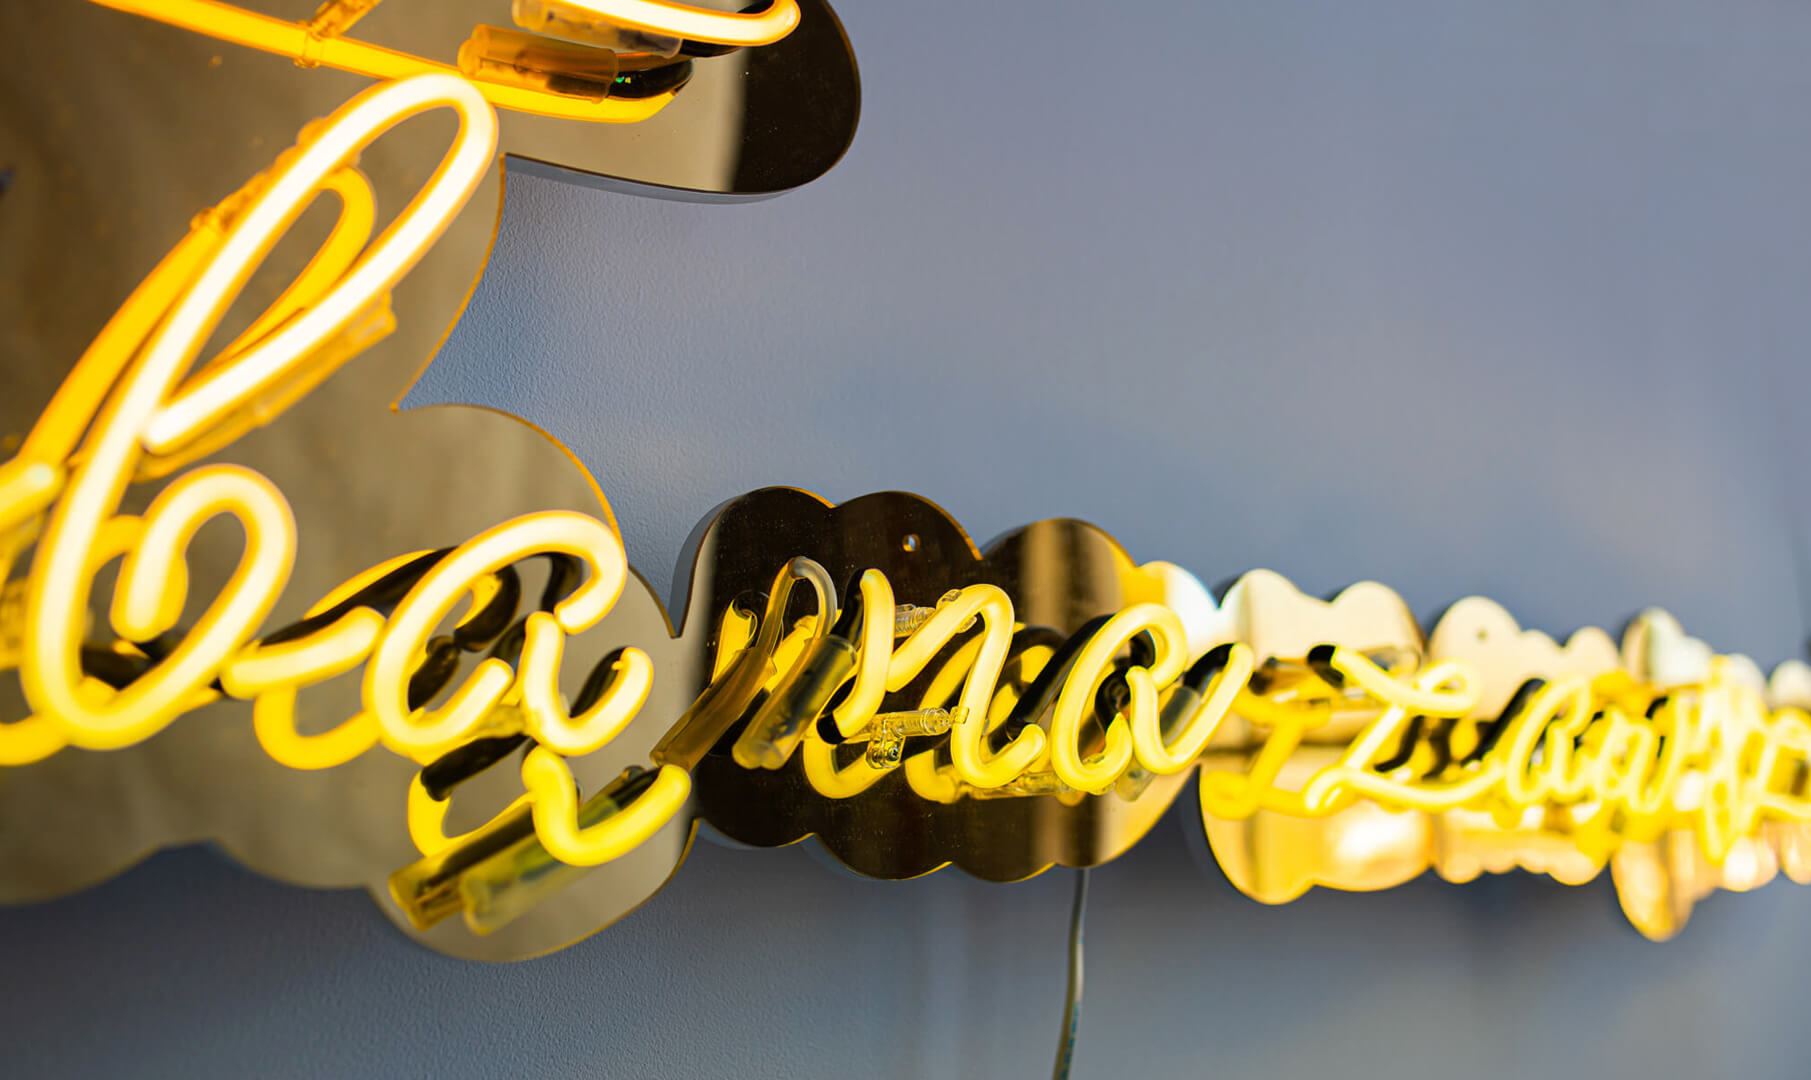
81,0,784,124
0,73,684,872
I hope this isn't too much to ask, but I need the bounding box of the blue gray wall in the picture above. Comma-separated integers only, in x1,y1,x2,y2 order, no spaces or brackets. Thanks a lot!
13,1,1811,1075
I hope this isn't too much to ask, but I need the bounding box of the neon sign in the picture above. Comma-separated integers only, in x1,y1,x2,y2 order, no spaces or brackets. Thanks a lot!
4,1,1809,960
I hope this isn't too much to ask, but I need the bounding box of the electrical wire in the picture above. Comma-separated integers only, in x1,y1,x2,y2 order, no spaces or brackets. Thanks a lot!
1051,867,1089,1080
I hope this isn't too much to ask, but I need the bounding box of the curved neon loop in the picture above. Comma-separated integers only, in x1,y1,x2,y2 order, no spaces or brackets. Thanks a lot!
364,511,629,755
521,750,692,865
885,584,1039,789
1047,604,1187,794
1134,642,1253,775
87,0,677,124
408,772,534,858
139,77,497,456
550,0,801,46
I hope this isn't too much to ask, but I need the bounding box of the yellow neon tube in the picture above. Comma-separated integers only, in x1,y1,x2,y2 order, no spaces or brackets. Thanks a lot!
545,0,800,46
834,628,980,804
710,602,758,681
87,0,675,124
20,75,492,750
1133,641,1253,775
800,729,893,799
883,631,992,804
520,749,691,865
0,228,226,764
1499,678,1596,805
219,608,385,699
902,733,963,803
1199,714,1317,819
0,713,68,767
172,164,376,394
408,772,532,857
886,584,1039,788
829,568,894,738
365,511,628,754
1049,604,1188,794
141,75,496,456
0,221,231,550
0,462,63,541
138,197,396,478
252,690,381,770
1280,660,1492,815
905,633,1003,803
24,54,1811,911
29,465,295,750
302,549,437,616
225,609,388,769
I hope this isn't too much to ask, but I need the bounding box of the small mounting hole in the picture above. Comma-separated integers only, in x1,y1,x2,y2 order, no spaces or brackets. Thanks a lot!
901,534,920,553
1476,628,1488,641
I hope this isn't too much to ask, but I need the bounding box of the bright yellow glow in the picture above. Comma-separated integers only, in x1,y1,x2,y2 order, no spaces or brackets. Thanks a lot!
0,462,63,539
903,742,964,804
140,76,495,455
886,584,1041,789
1296,660,1500,815
10,220,224,495
88,0,677,124
304,549,434,618
919,638,992,728
710,602,758,681
11,51,1811,933
1198,709,1317,819
14,74,490,757
800,730,893,799
830,568,893,738
1189,642,1811,909
227,607,387,769
1049,604,1187,794
518,612,652,755
521,749,692,865
408,771,532,857
29,465,295,750
545,0,801,46
1325,646,1480,717
0,74,683,895
900,633,998,803
366,511,628,755
253,690,382,770
135,166,381,481
1134,642,1253,775
795,571,922,800
0,713,68,767
763,617,819,688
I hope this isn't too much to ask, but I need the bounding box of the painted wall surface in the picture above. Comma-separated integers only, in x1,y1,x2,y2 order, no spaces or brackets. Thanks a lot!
10,1,1811,1076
